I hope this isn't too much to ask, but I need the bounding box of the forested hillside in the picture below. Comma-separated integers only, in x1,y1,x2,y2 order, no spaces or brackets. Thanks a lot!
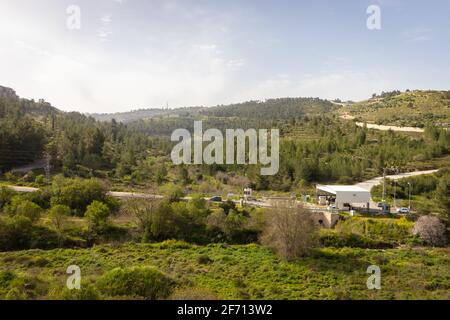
343,90,450,127
1,86,449,301
200,98,336,119
1,87,449,193
90,98,336,123
0,90,158,176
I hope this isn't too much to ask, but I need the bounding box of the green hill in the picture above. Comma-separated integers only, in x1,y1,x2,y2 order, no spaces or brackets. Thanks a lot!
343,90,450,128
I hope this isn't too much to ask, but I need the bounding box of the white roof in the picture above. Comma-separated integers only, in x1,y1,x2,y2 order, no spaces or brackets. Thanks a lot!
316,185,370,194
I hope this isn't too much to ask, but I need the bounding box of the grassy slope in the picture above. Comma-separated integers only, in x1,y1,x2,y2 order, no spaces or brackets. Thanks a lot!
343,90,450,127
1,242,449,300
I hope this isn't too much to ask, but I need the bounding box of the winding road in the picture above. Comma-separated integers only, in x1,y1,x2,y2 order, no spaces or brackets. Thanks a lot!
340,114,425,133
356,169,439,209
3,169,439,208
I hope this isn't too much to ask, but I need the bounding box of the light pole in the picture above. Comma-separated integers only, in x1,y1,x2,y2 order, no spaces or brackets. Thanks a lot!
393,180,397,208
407,182,411,210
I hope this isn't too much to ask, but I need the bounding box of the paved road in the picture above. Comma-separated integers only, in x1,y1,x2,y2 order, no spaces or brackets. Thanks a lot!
3,169,439,208
7,185,39,193
354,122,424,133
356,169,439,192
107,191,164,200
339,114,424,133
4,186,163,200
356,169,439,209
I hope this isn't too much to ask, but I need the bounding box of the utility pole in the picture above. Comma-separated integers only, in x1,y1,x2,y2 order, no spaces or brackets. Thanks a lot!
407,182,412,210
393,180,397,208
44,153,51,183
382,167,386,203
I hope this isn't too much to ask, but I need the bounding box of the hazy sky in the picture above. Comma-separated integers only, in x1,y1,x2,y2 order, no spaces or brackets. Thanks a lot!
0,0,449,113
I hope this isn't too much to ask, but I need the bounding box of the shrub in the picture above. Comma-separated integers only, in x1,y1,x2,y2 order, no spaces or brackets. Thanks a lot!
22,189,51,209
0,187,16,209
0,272,47,299
5,197,43,223
0,216,33,251
319,230,394,249
162,184,185,202
50,177,106,215
169,287,217,300
336,217,413,244
97,266,173,299
85,201,110,230
5,288,27,300
413,216,447,246
34,175,46,186
260,205,318,260
197,254,213,264
48,284,101,300
156,240,191,249
0,215,61,251
48,205,71,233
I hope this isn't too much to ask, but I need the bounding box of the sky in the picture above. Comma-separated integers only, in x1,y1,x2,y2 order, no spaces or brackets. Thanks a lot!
0,0,449,113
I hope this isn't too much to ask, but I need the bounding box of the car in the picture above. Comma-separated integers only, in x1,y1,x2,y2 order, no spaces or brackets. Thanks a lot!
209,196,222,202
396,207,410,214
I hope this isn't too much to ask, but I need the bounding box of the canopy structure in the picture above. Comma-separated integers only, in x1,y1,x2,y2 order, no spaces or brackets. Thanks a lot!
316,185,371,210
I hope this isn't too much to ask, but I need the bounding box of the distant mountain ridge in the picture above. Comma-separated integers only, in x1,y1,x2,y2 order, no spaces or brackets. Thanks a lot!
0,86,19,100
89,97,337,123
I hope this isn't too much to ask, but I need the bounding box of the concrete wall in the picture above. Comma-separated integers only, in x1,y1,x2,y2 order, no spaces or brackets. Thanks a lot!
312,211,340,229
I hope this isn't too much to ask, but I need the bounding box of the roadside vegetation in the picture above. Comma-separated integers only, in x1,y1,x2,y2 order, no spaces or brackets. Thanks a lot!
0,242,449,300
0,88,449,300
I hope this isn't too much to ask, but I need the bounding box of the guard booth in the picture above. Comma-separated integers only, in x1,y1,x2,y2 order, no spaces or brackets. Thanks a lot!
316,185,371,210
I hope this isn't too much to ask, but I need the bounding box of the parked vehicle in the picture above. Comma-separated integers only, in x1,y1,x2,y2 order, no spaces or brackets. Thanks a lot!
396,207,410,214
209,196,223,202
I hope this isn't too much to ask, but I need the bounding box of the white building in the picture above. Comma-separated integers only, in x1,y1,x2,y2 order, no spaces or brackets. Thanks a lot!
316,185,371,210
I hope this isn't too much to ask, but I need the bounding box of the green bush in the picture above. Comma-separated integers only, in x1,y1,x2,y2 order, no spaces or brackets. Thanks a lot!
50,177,106,215
0,187,16,209
34,175,46,186
319,230,394,249
0,271,48,299
48,284,101,300
197,254,213,264
85,201,110,230
0,215,62,251
22,189,51,209
0,215,34,251
97,266,173,299
336,217,413,244
5,197,43,222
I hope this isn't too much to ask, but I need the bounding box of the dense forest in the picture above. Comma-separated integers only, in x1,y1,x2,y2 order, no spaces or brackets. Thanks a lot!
0,87,449,301
1,89,449,194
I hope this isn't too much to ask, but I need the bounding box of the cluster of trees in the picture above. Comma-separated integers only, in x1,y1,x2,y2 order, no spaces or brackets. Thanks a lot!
200,98,337,119
124,196,262,245
0,100,47,171
372,169,450,221
0,96,167,180
2,90,449,193
0,177,119,251
127,115,450,192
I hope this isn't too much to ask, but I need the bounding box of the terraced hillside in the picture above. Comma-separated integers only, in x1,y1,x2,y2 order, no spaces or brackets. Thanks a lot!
342,90,450,128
